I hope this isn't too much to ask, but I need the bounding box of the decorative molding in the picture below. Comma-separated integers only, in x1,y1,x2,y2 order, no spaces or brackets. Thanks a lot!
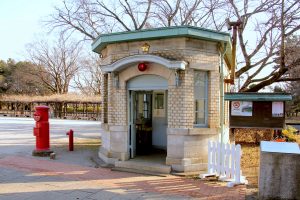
101,54,187,73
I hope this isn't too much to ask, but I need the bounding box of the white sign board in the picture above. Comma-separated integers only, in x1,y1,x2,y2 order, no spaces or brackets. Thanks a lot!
272,102,284,117
231,101,253,116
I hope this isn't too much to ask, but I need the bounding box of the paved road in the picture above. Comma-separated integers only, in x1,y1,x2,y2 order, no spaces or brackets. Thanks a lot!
0,117,246,200
0,117,102,166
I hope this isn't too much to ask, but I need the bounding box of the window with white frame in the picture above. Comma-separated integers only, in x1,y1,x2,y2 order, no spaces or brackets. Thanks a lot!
194,70,208,126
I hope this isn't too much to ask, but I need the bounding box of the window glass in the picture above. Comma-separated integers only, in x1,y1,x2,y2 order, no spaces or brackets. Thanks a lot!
194,71,208,126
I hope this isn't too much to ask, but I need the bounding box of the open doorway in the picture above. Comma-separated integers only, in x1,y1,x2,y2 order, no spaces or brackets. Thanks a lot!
129,90,167,159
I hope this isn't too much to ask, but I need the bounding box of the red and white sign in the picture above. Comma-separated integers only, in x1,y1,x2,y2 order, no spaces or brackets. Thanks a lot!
231,101,253,116
233,101,240,108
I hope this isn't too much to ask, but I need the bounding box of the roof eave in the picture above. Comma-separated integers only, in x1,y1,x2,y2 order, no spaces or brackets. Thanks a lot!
224,93,293,101
92,26,232,59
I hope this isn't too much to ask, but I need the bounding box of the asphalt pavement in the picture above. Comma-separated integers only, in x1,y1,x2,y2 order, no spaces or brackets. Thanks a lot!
0,117,246,200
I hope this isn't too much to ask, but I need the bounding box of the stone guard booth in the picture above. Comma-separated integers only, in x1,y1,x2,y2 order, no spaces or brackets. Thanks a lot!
92,26,234,172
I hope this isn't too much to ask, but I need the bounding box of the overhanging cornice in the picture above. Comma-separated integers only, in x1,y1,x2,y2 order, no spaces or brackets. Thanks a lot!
224,92,292,101
92,26,231,54
101,54,187,73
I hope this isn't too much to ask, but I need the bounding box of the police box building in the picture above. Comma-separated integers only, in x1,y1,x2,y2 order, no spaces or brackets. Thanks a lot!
92,26,233,173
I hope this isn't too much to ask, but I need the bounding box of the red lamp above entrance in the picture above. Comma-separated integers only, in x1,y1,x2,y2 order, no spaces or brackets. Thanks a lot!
138,62,147,71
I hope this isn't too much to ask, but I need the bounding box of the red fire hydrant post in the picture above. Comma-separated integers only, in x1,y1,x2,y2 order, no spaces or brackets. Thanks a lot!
66,129,74,151
32,106,53,156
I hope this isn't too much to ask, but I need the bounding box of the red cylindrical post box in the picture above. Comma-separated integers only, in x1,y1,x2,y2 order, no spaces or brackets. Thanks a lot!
32,106,53,156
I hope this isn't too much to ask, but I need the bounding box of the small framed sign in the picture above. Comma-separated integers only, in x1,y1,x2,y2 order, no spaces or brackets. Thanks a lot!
231,101,253,116
272,102,284,117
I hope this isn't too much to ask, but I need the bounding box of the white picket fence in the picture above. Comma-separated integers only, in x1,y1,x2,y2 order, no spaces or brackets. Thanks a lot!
201,141,247,187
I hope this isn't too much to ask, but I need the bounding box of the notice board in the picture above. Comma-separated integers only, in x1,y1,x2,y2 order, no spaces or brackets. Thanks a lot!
229,101,285,128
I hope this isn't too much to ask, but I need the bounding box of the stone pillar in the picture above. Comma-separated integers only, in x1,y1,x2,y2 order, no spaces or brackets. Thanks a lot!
166,68,221,172
101,73,108,123
107,73,113,124
168,69,194,129
98,73,113,164
104,73,129,161
208,70,220,128
166,69,207,172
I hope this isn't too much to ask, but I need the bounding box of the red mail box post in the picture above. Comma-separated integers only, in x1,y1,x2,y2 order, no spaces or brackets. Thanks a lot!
66,129,74,151
32,106,53,156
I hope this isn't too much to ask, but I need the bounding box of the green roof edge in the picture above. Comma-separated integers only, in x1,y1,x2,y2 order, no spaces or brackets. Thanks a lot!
92,26,232,54
224,92,292,101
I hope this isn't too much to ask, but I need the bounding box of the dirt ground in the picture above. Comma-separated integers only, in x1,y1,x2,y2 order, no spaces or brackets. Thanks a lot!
240,144,260,199
241,144,260,186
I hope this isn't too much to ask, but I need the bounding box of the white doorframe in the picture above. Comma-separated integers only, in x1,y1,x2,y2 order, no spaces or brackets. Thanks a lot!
127,75,168,158
128,90,136,158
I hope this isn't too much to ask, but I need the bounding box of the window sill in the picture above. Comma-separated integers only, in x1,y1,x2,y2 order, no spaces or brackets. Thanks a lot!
194,124,208,128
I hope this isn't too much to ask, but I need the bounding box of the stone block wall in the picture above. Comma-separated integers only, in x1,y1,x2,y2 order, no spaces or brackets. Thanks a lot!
168,69,194,129
107,73,127,126
102,38,223,129
208,70,220,128
100,74,108,123
166,128,219,172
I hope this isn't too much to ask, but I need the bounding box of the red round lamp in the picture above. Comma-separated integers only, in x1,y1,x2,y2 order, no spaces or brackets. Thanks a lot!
138,63,147,71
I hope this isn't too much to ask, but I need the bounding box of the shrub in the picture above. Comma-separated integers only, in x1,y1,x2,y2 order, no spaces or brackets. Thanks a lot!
282,125,298,142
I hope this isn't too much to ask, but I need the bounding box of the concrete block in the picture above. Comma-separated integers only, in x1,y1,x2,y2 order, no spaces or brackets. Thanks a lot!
99,146,110,157
98,150,118,165
167,128,189,135
167,145,184,157
181,158,192,166
188,128,219,135
166,157,181,165
172,163,207,172
259,142,300,200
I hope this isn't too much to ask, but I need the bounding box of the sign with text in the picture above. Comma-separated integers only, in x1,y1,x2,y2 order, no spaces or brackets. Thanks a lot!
272,102,284,117
231,101,253,116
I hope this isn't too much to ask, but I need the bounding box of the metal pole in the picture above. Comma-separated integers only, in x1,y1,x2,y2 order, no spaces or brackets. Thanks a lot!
220,42,227,144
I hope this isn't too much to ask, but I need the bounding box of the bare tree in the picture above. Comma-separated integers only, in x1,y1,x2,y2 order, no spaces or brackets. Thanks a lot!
47,0,153,40
152,0,230,30
47,0,300,92
46,0,228,95
27,35,82,94
228,0,300,92
73,54,102,95
46,0,227,39
281,35,300,115
278,36,300,82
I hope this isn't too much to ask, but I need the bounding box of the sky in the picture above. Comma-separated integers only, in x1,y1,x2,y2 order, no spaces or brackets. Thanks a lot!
0,1,287,92
0,0,61,61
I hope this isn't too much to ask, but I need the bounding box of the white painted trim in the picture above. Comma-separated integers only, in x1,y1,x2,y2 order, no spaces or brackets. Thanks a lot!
101,54,187,72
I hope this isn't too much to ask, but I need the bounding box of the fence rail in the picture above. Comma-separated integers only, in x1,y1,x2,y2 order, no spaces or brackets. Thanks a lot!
201,140,247,187
0,101,101,121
